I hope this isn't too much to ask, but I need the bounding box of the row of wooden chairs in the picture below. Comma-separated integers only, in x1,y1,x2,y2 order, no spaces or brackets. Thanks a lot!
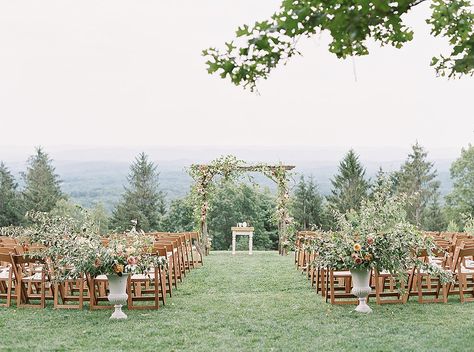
0,232,203,310
294,231,474,305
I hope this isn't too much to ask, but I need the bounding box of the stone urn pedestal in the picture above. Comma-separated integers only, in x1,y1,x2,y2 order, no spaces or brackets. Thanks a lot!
107,273,129,319
350,268,372,313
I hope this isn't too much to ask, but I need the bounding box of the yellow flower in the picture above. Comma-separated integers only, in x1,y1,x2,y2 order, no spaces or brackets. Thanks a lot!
113,264,124,274
353,243,362,251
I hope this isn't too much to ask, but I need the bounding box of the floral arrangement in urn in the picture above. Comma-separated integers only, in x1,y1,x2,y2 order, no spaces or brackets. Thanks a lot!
312,177,452,285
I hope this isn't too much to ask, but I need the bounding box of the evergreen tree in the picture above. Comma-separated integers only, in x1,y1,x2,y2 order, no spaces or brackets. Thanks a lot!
327,149,370,215
162,196,194,233
445,144,474,228
292,175,324,230
22,147,64,214
0,162,23,226
423,189,446,231
395,142,440,227
110,153,165,232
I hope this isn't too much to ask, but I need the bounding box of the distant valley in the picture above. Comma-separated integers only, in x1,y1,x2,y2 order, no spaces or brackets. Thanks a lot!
2,146,456,212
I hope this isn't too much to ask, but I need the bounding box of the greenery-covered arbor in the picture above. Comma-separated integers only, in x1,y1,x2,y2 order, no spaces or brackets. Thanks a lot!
188,155,295,255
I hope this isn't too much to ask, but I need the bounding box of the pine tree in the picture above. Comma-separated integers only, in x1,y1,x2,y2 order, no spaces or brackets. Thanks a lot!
327,149,370,215
423,188,446,231
22,147,64,213
292,175,324,230
0,162,23,226
110,153,166,232
395,142,440,227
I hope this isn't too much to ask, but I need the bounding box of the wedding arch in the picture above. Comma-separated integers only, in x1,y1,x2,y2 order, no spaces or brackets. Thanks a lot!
188,155,295,255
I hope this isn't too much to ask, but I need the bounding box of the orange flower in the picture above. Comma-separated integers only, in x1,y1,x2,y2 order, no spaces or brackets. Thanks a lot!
364,254,373,261
113,264,124,274
353,243,362,251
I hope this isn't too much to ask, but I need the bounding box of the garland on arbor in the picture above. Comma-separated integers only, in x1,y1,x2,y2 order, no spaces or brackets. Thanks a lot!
188,155,294,255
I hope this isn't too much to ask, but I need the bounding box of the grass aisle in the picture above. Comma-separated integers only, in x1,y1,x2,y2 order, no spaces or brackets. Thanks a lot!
1,251,473,351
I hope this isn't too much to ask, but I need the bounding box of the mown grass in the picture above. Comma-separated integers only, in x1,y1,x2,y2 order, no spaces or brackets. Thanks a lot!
1,251,473,351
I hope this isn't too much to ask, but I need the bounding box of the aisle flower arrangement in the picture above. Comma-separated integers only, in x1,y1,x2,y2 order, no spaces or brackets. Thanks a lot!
7,212,166,282
312,177,453,285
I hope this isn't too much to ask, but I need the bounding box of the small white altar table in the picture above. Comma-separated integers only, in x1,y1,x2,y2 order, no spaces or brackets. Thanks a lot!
231,227,254,255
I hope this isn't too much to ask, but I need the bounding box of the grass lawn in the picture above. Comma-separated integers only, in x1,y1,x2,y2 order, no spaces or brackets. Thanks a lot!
1,251,473,351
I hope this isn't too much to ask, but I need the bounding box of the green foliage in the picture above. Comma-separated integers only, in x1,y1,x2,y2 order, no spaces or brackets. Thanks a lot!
445,144,474,228
395,142,441,228
89,202,110,236
111,153,166,232
50,199,88,232
428,0,474,77
423,192,446,231
204,0,474,90
207,182,278,250
22,147,65,214
327,149,369,217
0,162,23,226
314,176,452,285
446,219,460,232
162,196,195,232
291,175,324,230
464,213,474,235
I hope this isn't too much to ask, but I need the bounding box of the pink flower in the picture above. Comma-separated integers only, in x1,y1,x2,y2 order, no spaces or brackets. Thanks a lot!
127,256,138,265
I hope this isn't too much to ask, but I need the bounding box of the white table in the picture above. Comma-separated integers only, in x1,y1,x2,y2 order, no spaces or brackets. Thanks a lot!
231,227,254,255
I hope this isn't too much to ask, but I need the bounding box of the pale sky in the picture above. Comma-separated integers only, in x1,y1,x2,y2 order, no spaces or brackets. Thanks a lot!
0,1,473,151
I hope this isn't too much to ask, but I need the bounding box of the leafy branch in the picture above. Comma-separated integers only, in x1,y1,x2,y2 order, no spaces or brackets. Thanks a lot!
203,0,474,91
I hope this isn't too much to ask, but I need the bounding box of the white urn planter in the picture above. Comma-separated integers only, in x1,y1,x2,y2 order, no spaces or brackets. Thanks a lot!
350,268,372,313
107,273,129,319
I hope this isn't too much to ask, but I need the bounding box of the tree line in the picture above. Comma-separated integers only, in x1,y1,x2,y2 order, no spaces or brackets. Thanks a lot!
1,143,473,250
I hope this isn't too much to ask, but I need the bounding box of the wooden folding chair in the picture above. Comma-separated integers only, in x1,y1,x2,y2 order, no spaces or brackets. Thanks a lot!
166,235,188,276
10,254,50,308
325,269,358,305
156,239,182,285
153,246,172,298
446,245,474,303
87,274,114,310
184,233,196,269
53,276,85,309
374,269,411,304
0,251,14,307
407,249,448,303
127,259,167,310
189,232,203,266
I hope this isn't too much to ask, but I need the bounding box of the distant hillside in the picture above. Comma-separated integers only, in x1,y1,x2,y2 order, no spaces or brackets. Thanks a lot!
3,146,456,213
